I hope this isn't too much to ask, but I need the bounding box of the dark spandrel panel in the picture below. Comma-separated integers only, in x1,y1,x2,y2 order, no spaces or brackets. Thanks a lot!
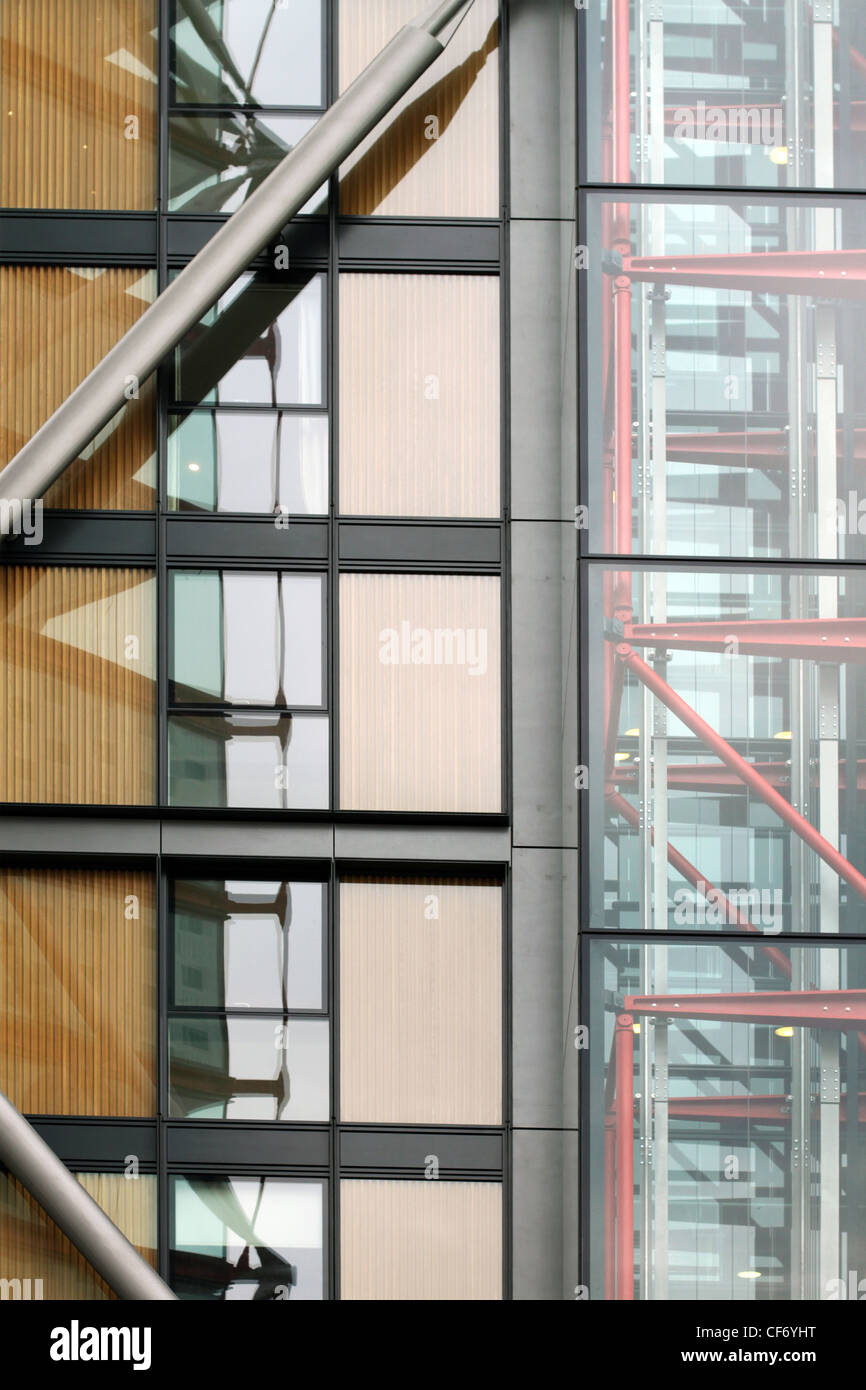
172,0,324,107
168,712,329,809
168,113,327,216
170,1176,325,1301
168,410,328,515
173,272,325,408
583,193,866,561
587,938,866,1301
169,571,325,707
586,564,866,936
580,0,866,190
171,879,325,1011
168,1016,329,1122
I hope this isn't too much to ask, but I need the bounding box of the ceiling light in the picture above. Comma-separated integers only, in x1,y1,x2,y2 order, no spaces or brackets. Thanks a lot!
187,462,201,473
775,1026,794,1038
768,146,789,165
737,1270,762,1280
774,730,792,740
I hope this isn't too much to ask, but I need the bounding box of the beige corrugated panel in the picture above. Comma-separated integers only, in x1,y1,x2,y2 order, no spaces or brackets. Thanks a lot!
339,273,500,517
0,1173,157,1300
0,0,157,209
0,266,157,509
0,567,157,804
339,572,501,811
338,0,499,216
340,1179,502,1300
340,878,501,1124
0,868,156,1115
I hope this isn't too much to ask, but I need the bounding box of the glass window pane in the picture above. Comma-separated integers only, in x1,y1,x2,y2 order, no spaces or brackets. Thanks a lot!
168,1016,329,1121
0,869,156,1116
168,113,326,215
0,567,156,805
339,574,501,812
172,0,323,107
0,0,157,209
340,1180,502,1301
587,565,866,935
584,194,866,560
340,878,502,1125
0,1173,157,1301
581,1,866,190
171,879,325,1010
168,712,329,808
168,409,328,514
0,267,157,510
174,272,324,407
169,571,324,706
339,274,500,518
588,938,866,1299
338,0,499,217
170,1176,324,1300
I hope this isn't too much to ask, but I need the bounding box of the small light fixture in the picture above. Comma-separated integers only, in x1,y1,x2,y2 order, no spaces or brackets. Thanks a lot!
624,728,640,737
187,462,201,473
774,730,792,740
614,751,631,762
632,1022,641,1034
768,146,789,165
737,1270,762,1280
775,1026,794,1038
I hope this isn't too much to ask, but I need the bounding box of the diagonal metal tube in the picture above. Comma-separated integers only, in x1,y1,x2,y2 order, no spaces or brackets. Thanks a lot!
0,1088,176,1300
0,0,476,518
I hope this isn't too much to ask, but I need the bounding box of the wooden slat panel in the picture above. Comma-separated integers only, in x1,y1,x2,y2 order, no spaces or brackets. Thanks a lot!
0,266,157,509
340,1179,502,1300
0,868,156,1115
0,0,157,210
0,567,156,804
340,878,502,1124
0,1173,157,1300
338,0,499,217
339,273,500,518
339,572,501,811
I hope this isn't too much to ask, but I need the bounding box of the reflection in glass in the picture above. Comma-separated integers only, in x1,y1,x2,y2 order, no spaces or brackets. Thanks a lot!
338,0,499,217
581,1,866,189
168,712,329,808
168,409,328,514
170,571,324,706
0,1173,157,1300
168,1016,329,1121
174,272,324,407
171,879,325,1011
589,939,866,1300
169,113,326,215
170,1176,324,1300
172,0,323,107
584,195,866,559
589,566,866,936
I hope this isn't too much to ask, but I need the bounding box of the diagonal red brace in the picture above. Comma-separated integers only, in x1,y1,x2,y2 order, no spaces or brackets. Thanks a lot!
617,643,866,902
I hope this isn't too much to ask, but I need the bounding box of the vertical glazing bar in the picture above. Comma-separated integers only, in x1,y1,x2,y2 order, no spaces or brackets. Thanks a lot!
615,1013,635,1300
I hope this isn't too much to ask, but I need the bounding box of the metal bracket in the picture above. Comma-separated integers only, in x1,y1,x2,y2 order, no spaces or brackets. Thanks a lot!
820,1063,841,1104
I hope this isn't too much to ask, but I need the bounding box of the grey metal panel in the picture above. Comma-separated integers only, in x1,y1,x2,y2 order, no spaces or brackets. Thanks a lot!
162,821,333,859
1,515,156,559
339,1127,502,1173
166,1124,330,1169
509,220,575,522
512,847,566,1128
334,825,511,863
338,219,500,267
508,0,575,221
166,518,328,561
561,846,580,1132
511,1127,567,1299
511,522,575,848
338,522,500,565
0,818,161,855
30,1121,158,1169
0,213,158,263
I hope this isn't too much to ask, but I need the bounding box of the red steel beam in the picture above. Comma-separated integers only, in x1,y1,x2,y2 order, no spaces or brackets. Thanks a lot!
622,249,866,298
614,1013,635,1301
624,989,866,1026
618,643,866,902
604,1116,616,1301
624,616,866,661
666,1093,866,1124
612,760,866,793
606,787,792,977
666,428,866,468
